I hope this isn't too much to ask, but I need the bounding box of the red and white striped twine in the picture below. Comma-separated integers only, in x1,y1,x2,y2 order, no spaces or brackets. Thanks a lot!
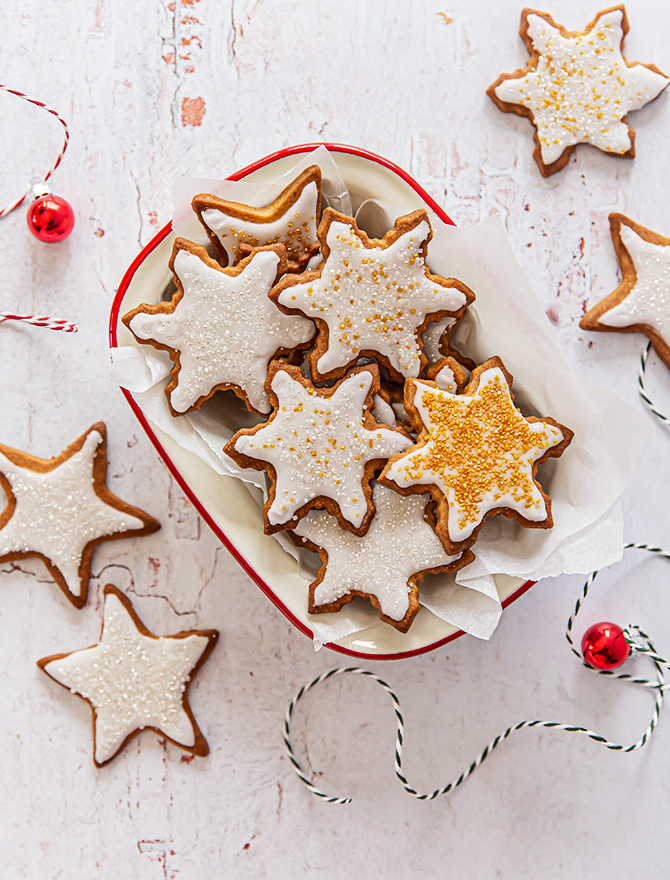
0,84,70,219
0,313,78,333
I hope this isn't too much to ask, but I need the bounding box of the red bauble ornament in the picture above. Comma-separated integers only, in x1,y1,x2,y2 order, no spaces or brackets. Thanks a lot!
27,194,74,243
581,622,630,670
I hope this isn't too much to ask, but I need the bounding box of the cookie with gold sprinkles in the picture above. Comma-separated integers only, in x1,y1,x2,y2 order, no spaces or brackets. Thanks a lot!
379,357,573,553
270,207,474,383
224,362,412,536
487,6,669,177
192,165,322,273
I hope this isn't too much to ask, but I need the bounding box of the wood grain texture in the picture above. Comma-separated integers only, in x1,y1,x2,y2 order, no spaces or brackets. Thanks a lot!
1,0,670,876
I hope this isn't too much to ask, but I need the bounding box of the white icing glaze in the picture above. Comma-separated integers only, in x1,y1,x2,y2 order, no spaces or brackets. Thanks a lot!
599,222,670,342
0,432,145,597
371,393,396,426
232,368,410,527
277,216,468,378
200,180,319,265
494,9,669,165
129,248,314,414
383,370,565,543
42,591,211,764
294,484,463,621
422,316,456,364
392,401,410,423
433,364,459,393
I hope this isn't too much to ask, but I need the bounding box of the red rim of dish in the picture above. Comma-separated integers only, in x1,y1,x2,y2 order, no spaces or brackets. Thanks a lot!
109,141,536,661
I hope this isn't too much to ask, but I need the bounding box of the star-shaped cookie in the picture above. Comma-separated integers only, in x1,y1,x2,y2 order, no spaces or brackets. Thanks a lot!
380,357,573,553
293,483,473,632
192,165,321,273
0,423,160,608
123,240,315,416
224,362,411,535
580,213,670,369
487,6,669,176
271,208,474,383
38,585,218,766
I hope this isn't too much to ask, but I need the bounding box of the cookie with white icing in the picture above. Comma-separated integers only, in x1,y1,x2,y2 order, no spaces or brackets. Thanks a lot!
192,165,321,273
271,208,474,383
380,357,573,553
38,585,218,766
123,239,315,416
421,316,456,365
487,7,669,177
371,389,397,426
580,213,670,369
0,423,160,608
224,362,412,535
292,483,473,632
425,357,468,393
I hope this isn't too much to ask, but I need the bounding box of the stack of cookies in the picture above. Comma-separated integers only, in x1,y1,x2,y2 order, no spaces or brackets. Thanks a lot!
123,166,573,633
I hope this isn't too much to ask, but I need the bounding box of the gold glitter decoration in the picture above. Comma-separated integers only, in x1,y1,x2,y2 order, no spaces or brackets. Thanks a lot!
384,365,566,540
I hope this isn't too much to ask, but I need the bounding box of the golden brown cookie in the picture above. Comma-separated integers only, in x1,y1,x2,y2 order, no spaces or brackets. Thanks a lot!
270,207,474,383
224,362,412,536
380,357,573,554
425,357,469,393
0,423,160,608
123,239,315,416
38,585,218,766
292,483,474,632
580,213,670,369
487,7,669,177
192,165,322,273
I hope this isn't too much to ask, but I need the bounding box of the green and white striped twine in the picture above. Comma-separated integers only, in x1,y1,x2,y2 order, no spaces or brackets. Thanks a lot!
638,340,670,426
284,543,670,804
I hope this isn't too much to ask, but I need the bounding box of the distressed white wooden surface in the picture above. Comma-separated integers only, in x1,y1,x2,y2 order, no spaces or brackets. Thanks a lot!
2,0,670,876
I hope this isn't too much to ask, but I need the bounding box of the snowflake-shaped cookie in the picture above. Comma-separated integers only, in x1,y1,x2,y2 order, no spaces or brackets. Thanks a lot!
271,208,474,382
580,213,670,369
123,240,315,416
293,483,472,632
224,363,411,535
488,7,669,176
192,165,321,273
380,357,572,552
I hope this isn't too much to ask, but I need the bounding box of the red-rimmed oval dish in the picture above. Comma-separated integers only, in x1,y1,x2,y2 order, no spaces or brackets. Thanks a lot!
109,143,534,660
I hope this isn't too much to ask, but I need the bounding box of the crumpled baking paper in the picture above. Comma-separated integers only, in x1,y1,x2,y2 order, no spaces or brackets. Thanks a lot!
110,149,650,650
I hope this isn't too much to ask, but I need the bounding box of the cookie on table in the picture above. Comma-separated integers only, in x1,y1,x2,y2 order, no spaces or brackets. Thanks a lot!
38,585,218,767
380,357,573,554
580,213,670,368
0,423,159,609
292,483,474,633
224,362,412,536
487,6,669,177
123,239,315,417
270,207,474,383
192,165,322,273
